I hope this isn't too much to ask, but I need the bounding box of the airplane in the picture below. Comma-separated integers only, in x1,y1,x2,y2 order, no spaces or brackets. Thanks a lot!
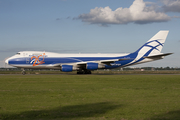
5,31,173,75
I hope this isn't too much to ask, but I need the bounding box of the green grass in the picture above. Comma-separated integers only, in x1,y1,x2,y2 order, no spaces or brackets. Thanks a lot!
0,75,180,120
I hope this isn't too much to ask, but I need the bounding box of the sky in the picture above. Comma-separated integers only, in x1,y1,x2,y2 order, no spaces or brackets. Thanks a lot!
0,0,180,68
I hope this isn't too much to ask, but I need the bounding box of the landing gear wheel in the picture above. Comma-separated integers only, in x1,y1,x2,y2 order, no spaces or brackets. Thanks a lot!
85,70,91,74
22,71,26,75
77,71,84,74
77,70,92,74
21,68,26,75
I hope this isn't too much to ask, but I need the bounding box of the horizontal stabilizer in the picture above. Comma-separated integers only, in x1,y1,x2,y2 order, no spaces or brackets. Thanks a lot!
143,53,173,59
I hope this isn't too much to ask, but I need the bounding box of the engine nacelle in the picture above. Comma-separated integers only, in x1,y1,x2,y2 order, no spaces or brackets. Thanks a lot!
86,63,99,70
61,65,73,72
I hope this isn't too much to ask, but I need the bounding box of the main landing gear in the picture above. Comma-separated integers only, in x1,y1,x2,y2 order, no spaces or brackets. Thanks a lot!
77,70,92,74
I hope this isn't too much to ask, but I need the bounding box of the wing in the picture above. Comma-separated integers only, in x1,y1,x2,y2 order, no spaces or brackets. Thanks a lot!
100,58,131,66
76,58,131,66
48,58,132,70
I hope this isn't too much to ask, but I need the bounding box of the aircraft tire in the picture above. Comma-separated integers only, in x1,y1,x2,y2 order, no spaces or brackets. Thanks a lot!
84,70,91,74
77,71,84,74
22,71,26,75
77,70,91,74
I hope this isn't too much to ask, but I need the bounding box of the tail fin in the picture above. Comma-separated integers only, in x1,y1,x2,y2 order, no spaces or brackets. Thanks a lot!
135,30,169,55
126,31,170,66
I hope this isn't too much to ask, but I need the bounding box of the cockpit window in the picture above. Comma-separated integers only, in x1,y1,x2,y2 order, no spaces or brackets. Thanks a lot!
16,53,20,55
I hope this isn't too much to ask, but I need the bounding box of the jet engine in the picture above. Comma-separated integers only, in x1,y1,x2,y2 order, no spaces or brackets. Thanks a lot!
61,65,73,72
86,63,105,70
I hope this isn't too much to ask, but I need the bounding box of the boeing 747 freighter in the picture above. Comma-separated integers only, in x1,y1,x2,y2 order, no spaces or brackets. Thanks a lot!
5,31,172,74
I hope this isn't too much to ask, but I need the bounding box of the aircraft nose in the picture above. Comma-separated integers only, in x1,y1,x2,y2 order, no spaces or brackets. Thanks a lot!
5,58,9,64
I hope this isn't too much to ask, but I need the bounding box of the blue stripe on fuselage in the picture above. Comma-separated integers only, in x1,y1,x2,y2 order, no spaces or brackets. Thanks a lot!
8,55,136,68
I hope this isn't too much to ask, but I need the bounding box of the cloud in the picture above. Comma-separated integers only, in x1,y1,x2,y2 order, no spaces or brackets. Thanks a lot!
172,16,180,18
77,0,171,26
161,0,180,12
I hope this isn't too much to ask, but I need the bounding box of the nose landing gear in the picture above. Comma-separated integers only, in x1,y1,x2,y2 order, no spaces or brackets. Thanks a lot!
21,68,26,75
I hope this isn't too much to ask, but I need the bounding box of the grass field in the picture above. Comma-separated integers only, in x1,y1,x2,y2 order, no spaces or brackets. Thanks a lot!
0,74,180,120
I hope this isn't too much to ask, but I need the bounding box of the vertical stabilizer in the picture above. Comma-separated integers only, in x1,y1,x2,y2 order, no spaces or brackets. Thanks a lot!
135,30,169,55
147,30,169,54
126,30,170,66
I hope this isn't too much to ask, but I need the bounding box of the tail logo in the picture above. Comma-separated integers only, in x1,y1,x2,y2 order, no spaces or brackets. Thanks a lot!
136,39,164,55
30,53,45,66
126,39,165,66
144,39,164,52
